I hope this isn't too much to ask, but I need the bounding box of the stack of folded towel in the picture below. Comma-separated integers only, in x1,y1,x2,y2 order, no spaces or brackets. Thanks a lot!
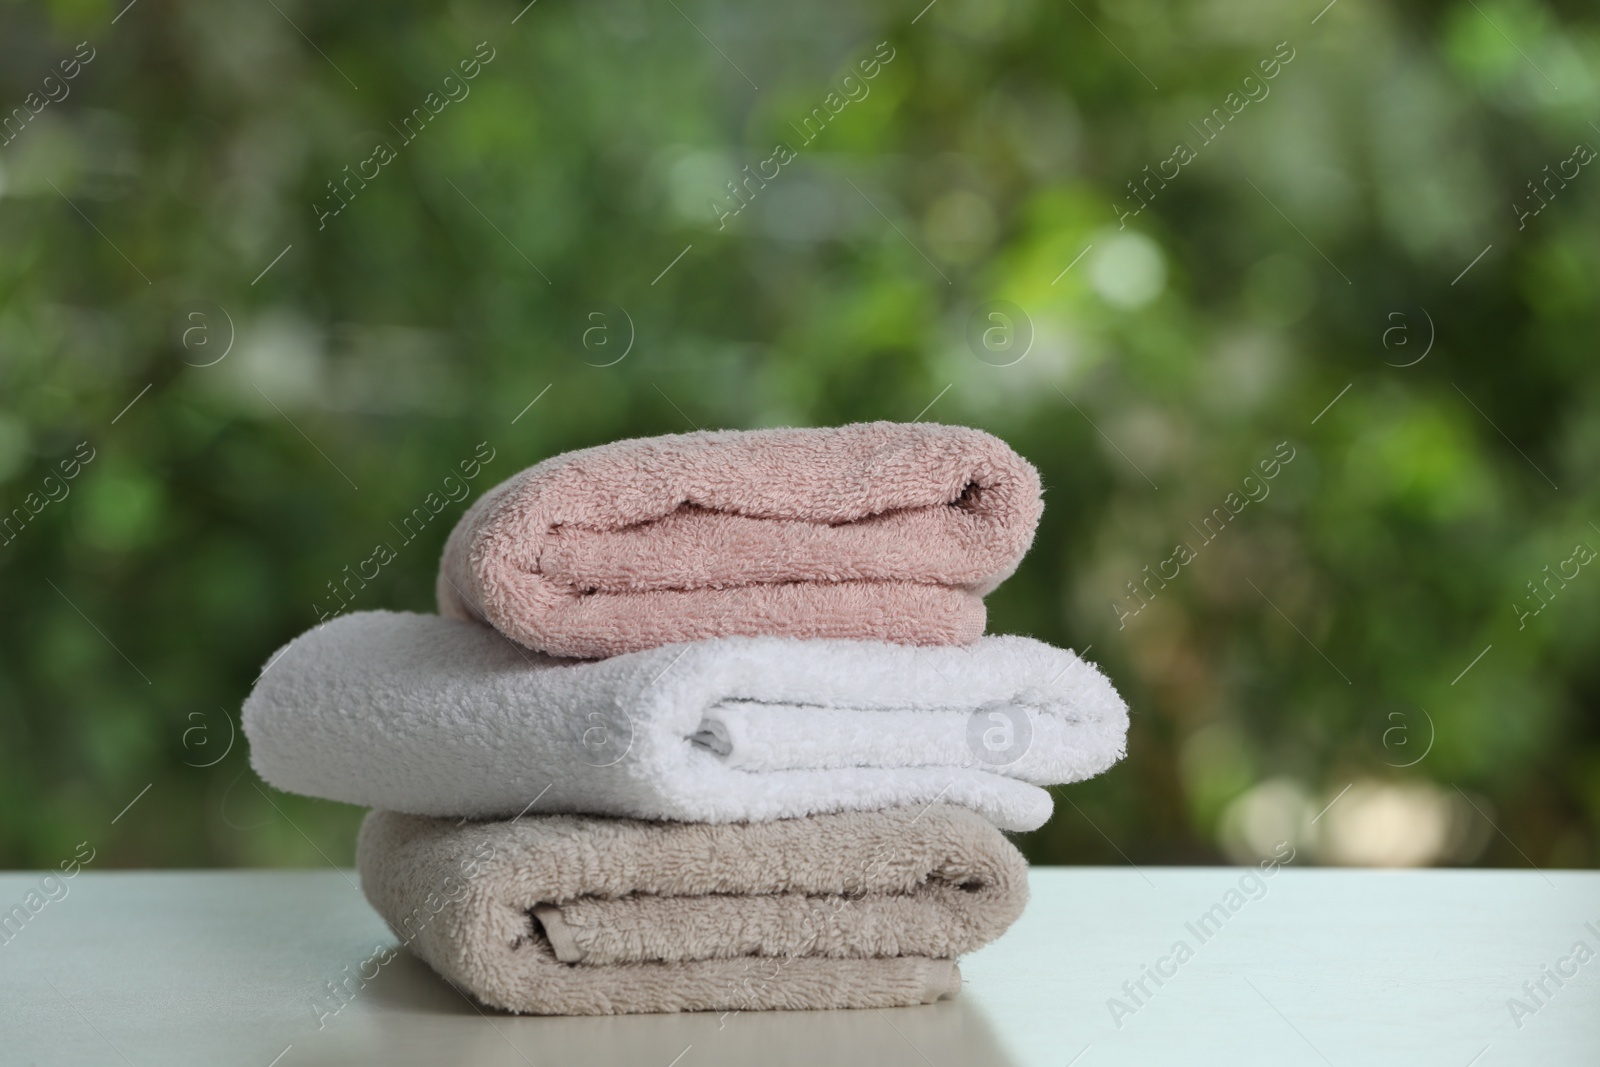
243,422,1130,1015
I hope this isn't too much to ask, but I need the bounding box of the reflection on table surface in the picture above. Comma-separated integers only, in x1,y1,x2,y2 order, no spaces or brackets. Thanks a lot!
4,868,1598,1066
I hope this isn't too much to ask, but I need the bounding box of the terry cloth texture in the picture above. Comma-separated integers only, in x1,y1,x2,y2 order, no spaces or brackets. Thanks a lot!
355,804,1028,1015
435,422,1043,658
242,611,1128,832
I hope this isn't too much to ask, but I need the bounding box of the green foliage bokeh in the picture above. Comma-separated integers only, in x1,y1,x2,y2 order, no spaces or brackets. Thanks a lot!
0,0,1596,869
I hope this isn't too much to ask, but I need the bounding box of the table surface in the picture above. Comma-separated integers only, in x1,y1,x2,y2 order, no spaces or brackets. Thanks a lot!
2,867,1596,1066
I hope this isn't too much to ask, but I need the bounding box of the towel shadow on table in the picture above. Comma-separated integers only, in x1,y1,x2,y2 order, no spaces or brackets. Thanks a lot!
347,947,1020,1067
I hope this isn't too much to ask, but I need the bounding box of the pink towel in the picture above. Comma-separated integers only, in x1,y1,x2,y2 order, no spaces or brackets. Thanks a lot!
437,422,1043,658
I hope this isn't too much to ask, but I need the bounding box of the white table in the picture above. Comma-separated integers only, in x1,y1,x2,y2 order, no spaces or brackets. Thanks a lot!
2,868,1595,1065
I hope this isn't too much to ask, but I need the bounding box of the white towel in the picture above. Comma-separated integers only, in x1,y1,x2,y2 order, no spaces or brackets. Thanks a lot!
242,611,1128,831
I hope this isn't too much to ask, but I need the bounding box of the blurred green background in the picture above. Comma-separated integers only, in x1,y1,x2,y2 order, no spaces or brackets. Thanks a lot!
1,0,1596,872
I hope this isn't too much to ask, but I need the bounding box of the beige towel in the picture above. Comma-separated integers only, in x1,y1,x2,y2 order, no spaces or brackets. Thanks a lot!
356,804,1029,1015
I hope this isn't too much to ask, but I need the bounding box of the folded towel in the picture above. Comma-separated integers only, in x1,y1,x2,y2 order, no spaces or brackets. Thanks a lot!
436,422,1043,658
356,804,1028,1014
243,611,1128,831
